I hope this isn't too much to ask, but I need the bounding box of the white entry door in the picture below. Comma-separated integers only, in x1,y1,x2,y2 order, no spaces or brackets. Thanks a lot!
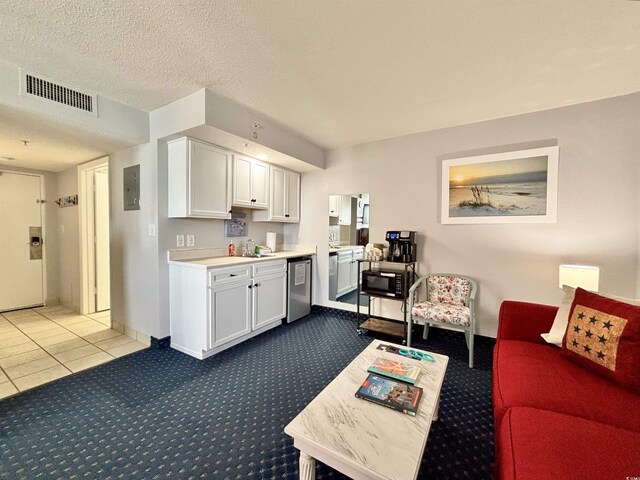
0,171,44,311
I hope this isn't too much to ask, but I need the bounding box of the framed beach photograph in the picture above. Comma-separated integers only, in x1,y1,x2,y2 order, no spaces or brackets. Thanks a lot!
441,146,559,224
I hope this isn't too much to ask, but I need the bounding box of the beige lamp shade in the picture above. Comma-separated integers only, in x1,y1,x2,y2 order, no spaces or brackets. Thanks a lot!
558,264,600,291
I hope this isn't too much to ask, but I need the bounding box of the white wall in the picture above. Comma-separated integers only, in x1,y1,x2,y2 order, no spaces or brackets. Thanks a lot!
107,91,638,340
292,93,640,337
109,137,288,339
155,139,286,337
637,158,640,299
109,86,320,339
55,166,80,310
0,58,149,146
109,142,160,336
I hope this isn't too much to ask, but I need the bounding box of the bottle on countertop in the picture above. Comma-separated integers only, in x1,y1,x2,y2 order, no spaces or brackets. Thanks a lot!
245,238,254,256
228,241,235,257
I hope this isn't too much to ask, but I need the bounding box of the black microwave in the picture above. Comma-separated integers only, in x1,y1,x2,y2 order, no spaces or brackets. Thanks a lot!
361,270,413,298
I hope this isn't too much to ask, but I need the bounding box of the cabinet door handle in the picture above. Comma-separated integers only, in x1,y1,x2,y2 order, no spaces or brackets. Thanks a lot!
254,283,260,287
248,285,253,289
229,274,236,277
285,214,289,218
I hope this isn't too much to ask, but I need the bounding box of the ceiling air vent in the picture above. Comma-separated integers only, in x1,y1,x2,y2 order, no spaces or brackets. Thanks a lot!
19,71,98,116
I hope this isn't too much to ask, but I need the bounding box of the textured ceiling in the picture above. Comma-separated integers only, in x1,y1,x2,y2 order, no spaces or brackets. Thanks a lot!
0,0,639,170
0,106,129,171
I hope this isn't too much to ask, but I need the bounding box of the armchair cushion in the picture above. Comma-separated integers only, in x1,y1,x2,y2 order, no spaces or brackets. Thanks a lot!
427,275,471,306
411,301,471,326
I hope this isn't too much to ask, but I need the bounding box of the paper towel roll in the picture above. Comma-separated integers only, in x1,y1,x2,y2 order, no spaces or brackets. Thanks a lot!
266,232,277,252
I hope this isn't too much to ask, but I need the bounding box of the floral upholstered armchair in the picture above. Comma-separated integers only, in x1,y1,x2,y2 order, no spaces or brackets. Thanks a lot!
407,274,477,368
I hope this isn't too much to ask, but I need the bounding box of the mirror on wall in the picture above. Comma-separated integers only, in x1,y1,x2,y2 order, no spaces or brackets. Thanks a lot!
328,193,370,305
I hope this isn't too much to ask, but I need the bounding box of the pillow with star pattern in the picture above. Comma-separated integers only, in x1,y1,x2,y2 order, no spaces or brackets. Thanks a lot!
562,288,640,393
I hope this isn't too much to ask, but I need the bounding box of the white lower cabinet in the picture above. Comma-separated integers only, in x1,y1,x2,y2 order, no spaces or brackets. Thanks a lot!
335,247,364,298
252,271,286,330
336,251,352,297
209,279,252,348
170,259,287,359
349,247,364,290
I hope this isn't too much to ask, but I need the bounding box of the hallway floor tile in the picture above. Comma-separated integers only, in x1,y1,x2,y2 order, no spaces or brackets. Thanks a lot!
0,307,148,399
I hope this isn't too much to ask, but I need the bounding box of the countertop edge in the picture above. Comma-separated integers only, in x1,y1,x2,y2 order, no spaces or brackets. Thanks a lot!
168,250,316,268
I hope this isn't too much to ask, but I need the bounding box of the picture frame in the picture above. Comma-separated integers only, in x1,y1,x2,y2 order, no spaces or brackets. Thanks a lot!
224,211,247,237
441,146,559,224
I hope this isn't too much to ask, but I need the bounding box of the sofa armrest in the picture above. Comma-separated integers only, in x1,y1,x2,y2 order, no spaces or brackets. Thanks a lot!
497,301,558,344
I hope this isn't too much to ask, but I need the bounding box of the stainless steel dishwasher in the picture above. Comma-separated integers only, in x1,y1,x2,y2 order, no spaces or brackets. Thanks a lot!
287,257,312,323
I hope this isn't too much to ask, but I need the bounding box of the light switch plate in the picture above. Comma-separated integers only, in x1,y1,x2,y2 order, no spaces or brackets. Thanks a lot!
187,235,195,247
176,235,185,247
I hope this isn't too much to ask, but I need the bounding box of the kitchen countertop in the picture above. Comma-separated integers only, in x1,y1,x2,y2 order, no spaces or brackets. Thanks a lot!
328,245,364,253
168,249,316,268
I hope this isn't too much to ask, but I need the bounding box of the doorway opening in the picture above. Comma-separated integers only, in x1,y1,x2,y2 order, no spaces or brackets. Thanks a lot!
79,157,110,318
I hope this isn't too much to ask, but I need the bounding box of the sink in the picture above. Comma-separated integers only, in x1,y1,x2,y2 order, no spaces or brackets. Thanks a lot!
243,253,276,258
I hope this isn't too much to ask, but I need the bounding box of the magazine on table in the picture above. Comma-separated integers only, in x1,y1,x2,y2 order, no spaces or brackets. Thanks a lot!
355,373,423,416
367,356,421,384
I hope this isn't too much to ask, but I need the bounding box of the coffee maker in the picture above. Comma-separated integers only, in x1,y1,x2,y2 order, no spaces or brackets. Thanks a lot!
385,231,416,262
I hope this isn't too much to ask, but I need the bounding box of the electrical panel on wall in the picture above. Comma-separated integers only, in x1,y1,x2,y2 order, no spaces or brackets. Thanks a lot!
123,165,140,211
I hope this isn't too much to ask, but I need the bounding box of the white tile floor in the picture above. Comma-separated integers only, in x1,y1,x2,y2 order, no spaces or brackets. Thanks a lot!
0,307,148,399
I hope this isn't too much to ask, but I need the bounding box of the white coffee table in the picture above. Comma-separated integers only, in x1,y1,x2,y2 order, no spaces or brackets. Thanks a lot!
284,339,448,480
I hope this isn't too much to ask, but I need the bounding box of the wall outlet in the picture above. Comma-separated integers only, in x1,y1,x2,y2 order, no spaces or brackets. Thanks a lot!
187,234,195,247
176,234,185,247
148,224,156,237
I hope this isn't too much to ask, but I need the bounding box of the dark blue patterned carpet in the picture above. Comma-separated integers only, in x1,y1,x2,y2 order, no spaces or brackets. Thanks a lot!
0,307,495,480
335,290,368,307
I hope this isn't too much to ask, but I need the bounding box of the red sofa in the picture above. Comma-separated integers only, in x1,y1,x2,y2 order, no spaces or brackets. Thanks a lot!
492,300,640,480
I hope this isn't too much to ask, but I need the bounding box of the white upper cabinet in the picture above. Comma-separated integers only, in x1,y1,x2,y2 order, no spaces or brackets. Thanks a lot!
284,168,301,222
338,194,352,225
329,195,350,224
168,137,232,219
232,155,269,209
253,166,300,223
328,195,339,217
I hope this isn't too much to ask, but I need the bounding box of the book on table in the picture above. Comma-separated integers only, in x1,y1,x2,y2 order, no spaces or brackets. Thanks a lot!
367,356,421,384
355,373,423,416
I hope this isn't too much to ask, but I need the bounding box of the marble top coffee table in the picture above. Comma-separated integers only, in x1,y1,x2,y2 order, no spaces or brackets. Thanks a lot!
284,339,448,480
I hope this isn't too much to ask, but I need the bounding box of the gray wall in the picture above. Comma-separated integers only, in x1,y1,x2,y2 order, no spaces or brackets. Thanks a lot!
292,93,640,337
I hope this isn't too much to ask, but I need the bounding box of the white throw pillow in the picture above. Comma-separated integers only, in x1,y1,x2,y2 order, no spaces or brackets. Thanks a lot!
541,285,640,347
541,285,576,347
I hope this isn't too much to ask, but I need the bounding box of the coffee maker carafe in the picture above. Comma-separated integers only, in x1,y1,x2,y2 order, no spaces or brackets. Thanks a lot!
385,231,416,262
